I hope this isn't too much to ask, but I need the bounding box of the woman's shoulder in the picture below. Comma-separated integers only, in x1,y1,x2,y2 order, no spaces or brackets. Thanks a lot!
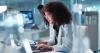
59,23,73,32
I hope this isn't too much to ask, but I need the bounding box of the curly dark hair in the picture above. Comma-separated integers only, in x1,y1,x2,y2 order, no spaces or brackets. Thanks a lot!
45,2,72,25
37,4,49,25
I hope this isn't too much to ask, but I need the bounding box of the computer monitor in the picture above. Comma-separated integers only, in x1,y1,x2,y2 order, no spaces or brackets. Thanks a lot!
20,11,35,29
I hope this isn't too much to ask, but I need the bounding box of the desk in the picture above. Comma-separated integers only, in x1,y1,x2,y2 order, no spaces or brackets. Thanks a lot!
0,42,61,53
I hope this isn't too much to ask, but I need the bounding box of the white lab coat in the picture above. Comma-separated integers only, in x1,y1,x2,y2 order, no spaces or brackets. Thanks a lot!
48,23,73,52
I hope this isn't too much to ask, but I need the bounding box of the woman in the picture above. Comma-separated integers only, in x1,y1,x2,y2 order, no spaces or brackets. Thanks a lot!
37,2,73,53
37,4,49,26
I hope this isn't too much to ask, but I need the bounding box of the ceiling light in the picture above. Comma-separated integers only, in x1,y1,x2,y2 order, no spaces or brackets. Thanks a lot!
82,0,85,2
0,5,7,13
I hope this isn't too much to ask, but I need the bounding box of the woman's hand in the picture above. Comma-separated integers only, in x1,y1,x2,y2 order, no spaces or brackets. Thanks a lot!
37,44,52,50
38,41,48,44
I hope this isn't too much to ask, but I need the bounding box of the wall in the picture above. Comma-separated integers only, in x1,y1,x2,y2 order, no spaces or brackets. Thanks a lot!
98,10,100,50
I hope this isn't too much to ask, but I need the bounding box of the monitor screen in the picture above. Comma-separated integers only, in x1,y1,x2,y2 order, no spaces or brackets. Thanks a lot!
20,11,35,29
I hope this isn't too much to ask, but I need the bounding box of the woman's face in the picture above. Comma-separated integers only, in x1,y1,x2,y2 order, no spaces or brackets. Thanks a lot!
44,11,54,24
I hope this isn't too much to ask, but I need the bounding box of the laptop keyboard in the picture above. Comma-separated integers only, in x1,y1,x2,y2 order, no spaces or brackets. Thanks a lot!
30,44,51,53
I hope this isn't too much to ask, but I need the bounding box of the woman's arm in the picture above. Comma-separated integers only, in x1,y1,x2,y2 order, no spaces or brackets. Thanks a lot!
48,24,56,45
37,24,56,46
53,24,73,52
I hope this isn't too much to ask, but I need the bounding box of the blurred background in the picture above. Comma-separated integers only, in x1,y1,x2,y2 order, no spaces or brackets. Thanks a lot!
0,0,100,53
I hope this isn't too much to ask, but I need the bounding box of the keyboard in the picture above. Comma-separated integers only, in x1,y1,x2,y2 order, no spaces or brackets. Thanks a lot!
30,44,52,53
